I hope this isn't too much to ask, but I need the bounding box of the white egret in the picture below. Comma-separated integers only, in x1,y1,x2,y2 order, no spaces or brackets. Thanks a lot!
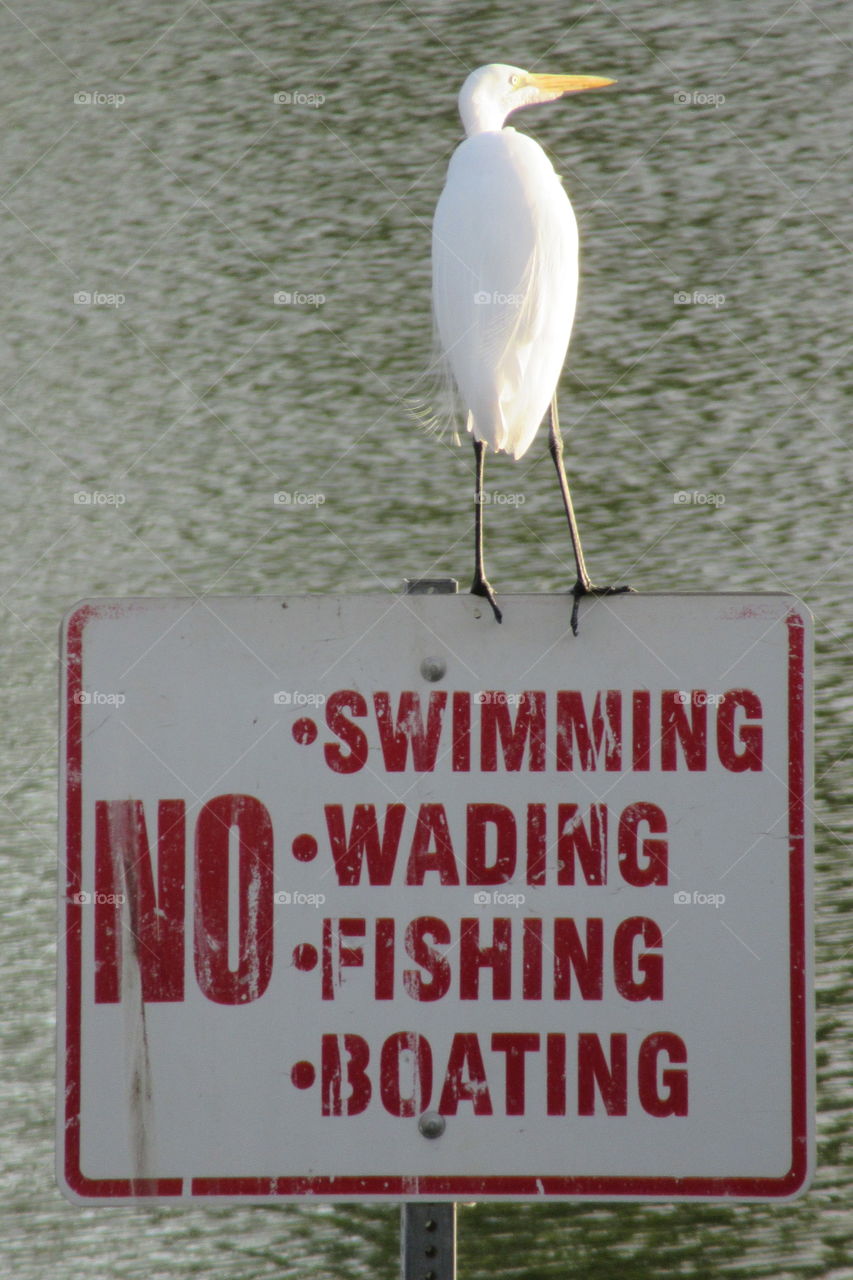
432,63,631,634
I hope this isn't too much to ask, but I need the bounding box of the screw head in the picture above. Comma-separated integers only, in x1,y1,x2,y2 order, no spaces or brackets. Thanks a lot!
419,656,447,682
418,1111,446,1139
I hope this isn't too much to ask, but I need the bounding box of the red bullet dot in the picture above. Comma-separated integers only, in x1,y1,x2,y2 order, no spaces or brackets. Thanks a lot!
293,943,318,971
292,833,318,862
291,1061,316,1090
292,717,317,745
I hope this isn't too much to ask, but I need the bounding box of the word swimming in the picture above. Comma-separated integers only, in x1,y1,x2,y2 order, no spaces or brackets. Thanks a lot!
319,687,764,774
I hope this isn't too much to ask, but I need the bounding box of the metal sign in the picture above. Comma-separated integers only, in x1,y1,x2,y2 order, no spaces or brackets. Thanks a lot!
58,593,813,1203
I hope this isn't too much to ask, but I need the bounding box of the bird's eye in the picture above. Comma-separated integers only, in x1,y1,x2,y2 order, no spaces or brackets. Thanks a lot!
509,73,520,87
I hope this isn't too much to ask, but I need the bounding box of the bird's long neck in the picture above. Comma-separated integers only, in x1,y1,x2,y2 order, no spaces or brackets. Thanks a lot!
459,94,509,137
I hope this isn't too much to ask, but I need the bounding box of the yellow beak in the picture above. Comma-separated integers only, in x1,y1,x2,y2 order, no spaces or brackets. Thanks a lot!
527,73,616,95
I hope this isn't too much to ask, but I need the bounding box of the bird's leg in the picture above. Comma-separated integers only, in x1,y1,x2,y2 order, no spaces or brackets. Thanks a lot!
548,397,633,636
470,438,502,623
548,399,591,596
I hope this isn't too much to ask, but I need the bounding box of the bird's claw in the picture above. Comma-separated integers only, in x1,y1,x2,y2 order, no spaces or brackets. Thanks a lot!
471,577,503,624
571,580,635,636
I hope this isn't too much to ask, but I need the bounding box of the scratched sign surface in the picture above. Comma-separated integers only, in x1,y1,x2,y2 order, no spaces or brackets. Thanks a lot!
58,593,813,1203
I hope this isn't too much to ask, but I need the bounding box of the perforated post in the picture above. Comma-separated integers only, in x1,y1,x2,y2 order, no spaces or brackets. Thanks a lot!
401,1203,456,1280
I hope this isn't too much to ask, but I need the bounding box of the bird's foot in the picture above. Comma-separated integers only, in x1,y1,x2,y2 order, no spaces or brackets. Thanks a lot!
570,579,635,636
471,575,503,624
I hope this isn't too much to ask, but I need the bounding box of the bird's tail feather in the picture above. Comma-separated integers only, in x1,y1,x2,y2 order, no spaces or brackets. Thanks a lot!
406,323,464,446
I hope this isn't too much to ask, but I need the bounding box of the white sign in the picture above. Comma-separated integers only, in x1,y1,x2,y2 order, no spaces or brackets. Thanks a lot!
58,593,813,1203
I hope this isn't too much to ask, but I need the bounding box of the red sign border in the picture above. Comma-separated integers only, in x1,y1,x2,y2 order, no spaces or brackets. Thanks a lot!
58,598,812,1202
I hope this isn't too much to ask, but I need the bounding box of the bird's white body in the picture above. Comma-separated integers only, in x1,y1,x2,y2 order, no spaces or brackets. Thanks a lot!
431,63,601,460
429,64,619,629
433,128,578,459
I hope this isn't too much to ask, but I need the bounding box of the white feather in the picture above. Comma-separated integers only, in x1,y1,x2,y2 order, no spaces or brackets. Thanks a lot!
432,126,578,460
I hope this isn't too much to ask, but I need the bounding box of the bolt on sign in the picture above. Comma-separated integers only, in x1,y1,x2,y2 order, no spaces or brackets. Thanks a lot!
58,594,813,1203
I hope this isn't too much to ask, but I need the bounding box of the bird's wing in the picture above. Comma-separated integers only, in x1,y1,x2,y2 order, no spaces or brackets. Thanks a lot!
432,129,578,459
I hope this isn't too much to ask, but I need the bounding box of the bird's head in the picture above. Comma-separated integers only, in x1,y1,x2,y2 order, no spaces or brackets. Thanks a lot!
458,63,614,137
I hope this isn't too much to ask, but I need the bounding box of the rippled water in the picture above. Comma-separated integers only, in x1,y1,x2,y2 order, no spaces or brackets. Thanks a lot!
2,0,850,1276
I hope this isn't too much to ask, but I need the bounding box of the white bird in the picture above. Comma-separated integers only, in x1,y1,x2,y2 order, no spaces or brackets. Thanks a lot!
432,63,631,634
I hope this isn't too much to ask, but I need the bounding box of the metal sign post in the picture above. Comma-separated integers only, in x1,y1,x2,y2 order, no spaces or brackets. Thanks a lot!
401,1203,456,1280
